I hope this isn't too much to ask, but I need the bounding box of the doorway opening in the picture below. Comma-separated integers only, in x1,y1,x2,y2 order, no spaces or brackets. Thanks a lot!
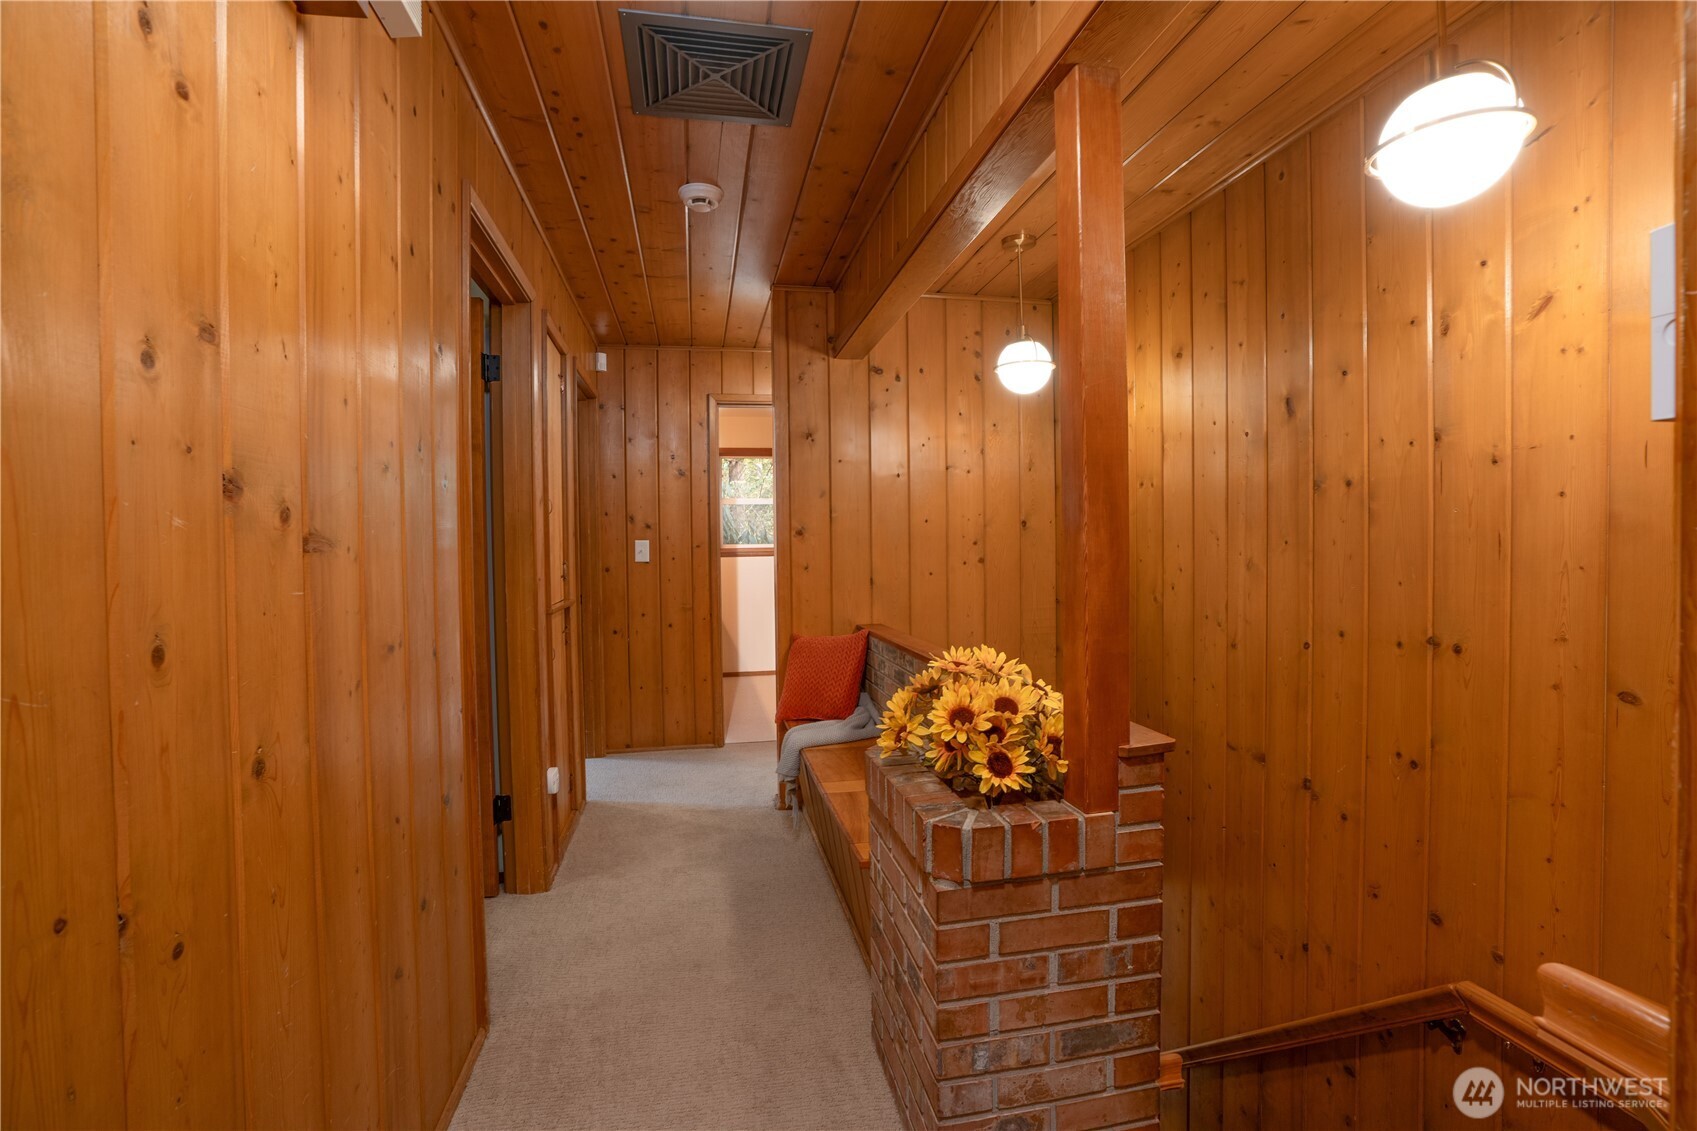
467,275,511,896
709,398,776,744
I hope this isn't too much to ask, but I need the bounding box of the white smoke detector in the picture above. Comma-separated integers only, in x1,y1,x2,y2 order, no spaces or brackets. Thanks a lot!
679,182,723,213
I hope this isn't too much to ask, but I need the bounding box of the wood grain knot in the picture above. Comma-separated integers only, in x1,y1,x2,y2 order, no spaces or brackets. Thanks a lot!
52,917,66,935
171,940,184,961
150,637,166,669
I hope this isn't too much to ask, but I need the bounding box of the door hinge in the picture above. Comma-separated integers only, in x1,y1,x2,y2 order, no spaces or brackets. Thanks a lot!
482,353,502,383
492,794,513,824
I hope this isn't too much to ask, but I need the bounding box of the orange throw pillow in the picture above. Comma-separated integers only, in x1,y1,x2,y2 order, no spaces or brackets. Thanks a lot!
776,629,869,723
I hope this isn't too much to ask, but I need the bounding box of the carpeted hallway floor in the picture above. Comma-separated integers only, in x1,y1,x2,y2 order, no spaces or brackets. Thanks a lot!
449,742,900,1131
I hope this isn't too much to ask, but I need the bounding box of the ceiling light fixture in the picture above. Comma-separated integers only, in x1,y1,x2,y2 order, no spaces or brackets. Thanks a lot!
1365,58,1535,209
994,232,1054,396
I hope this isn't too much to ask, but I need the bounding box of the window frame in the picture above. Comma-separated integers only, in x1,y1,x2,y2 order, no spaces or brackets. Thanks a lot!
718,447,775,554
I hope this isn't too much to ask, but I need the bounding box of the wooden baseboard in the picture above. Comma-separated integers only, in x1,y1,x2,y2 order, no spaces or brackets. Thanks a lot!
435,1025,487,1131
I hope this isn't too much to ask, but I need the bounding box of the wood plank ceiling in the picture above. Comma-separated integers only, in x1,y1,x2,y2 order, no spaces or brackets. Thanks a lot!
438,0,987,347
938,0,1465,301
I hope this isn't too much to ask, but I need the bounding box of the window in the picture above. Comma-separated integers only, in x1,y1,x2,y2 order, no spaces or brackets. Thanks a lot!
721,452,773,551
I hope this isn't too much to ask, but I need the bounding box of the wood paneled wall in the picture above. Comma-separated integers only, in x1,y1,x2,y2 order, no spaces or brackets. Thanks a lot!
773,288,1059,686
0,2,593,1126
589,347,773,751
1126,4,1678,1128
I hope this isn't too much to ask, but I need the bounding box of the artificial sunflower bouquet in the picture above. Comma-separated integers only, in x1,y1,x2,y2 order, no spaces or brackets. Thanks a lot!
876,645,1066,803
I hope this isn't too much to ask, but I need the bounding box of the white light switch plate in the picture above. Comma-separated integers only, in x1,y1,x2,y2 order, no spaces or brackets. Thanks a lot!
1652,222,1676,421
634,539,651,563
546,767,561,795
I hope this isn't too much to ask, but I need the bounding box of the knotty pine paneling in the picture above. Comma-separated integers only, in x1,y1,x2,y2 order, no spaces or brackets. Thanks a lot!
1129,5,1678,1128
0,3,596,1126
773,289,1059,691
590,292,1052,747
590,348,773,750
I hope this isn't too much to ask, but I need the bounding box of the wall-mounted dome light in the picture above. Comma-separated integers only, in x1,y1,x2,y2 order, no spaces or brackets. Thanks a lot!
1365,60,1535,209
994,232,1054,395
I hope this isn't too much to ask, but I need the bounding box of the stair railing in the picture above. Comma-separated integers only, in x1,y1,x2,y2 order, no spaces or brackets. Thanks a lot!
1157,964,1670,1129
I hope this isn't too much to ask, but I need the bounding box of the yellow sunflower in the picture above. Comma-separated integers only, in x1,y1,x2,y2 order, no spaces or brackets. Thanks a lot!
928,682,992,745
986,678,1041,720
877,698,923,757
934,646,978,674
970,741,1035,795
1038,715,1066,779
1037,681,1063,714
972,646,1026,681
928,734,981,778
908,666,944,693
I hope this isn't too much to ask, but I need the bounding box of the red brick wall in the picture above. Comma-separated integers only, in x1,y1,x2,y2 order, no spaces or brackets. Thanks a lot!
868,749,1166,1130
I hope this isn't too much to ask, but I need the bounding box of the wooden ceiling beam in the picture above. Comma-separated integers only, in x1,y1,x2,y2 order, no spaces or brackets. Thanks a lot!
938,0,1464,303
828,1,1105,359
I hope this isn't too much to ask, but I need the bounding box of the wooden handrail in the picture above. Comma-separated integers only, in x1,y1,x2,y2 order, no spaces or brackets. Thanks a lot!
1158,964,1670,1129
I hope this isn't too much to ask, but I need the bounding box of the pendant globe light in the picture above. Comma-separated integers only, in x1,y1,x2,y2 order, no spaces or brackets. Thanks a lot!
994,232,1055,395
1365,57,1535,209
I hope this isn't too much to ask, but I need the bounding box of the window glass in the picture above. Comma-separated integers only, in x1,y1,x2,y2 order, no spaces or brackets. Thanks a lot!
721,455,774,547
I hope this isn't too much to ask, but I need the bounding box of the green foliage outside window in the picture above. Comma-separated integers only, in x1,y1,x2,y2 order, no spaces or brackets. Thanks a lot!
721,455,774,547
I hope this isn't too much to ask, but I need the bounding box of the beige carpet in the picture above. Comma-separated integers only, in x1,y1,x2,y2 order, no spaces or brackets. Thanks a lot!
449,742,900,1131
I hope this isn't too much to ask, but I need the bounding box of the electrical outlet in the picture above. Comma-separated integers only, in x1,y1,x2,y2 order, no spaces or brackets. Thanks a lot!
634,539,651,563
546,767,561,795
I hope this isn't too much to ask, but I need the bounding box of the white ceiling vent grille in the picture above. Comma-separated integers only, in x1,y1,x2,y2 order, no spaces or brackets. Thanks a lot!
618,10,811,127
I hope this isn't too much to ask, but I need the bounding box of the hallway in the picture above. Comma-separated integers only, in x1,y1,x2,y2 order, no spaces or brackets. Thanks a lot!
451,744,899,1130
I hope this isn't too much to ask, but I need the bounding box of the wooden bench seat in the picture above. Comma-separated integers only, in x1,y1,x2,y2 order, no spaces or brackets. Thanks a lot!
799,741,874,960
781,624,935,965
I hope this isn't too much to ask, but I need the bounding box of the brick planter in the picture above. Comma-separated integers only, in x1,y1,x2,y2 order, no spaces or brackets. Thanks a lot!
867,745,1166,1131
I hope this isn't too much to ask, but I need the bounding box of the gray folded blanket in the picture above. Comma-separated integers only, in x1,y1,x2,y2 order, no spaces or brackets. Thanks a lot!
776,692,880,782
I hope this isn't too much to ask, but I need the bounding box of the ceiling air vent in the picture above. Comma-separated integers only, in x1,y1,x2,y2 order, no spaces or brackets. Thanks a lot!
618,9,811,127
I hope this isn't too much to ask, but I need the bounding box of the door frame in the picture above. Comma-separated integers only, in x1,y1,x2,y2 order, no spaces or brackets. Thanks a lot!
706,392,776,747
540,315,590,865
463,186,560,895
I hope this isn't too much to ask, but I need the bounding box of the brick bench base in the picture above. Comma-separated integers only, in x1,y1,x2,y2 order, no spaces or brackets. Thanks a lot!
867,748,1166,1131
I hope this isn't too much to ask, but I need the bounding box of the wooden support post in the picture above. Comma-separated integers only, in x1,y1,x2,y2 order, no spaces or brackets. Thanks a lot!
1055,64,1131,816
1675,6,1697,1126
